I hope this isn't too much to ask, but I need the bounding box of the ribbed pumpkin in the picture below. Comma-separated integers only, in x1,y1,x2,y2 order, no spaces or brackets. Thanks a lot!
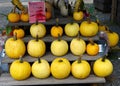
5,34,26,59
51,18,63,38
27,36,46,58
10,58,31,80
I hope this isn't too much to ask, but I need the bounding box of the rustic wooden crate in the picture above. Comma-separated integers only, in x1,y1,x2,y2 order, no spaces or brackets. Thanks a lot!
94,0,112,13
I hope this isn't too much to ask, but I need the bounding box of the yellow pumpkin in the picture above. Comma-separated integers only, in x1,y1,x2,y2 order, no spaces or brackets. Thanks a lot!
71,57,91,79
30,23,46,38
93,56,113,77
50,38,68,56
86,39,99,56
10,58,31,80
32,58,50,79
51,57,71,79
13,28,25,39
20,12,29,22
64,22,80,37
73,11,84,21
106,31,119,47
5,36,26,59
70,35,86,56
27,37,46,58
80,20,98,37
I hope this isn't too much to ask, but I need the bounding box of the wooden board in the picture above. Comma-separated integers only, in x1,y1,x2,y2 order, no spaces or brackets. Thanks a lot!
0,73,106,85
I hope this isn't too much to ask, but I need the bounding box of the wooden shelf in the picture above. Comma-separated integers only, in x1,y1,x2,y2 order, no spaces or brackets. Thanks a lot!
22,35,100,43
0,73,106,85
7,17,83,26
2,52,102,63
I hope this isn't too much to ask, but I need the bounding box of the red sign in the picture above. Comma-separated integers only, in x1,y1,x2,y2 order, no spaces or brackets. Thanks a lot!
28,1,46,23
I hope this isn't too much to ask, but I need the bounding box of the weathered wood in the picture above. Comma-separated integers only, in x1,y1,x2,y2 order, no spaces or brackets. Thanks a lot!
0,73,106,86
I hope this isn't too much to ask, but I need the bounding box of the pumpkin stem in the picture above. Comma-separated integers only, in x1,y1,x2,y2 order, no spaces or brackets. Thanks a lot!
87,16,91,24
19,56,23,63
13,32,17,40
56,18,59,26
13,5,16,13
78,55,82,63
58,34,61,41
77,31,81,40
38,58,41,63
89,38,94,45
58,59,63,62
102,55,107,62
36,35,39,41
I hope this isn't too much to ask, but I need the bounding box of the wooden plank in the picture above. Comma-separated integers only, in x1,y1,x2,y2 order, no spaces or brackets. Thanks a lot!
22,35,100,43
2,52,102,63
0,73,106,85
7,17,84,26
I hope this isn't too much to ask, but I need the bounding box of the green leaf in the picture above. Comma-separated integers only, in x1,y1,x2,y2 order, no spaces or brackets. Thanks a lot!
6,27,12,35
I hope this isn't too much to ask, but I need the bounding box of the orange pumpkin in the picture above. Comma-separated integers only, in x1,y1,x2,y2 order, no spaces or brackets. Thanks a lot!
8,6,20,23
13,28,25,39
46,11,52,20
51,18,63,37
20,12,29,22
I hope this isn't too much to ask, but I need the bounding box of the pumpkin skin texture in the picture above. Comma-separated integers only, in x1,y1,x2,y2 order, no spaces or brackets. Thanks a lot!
20,13,29,22
64,23,79,37
106,31,119,47
51,57,71,79
50,39,68,56
86,42,99,56
51,26,63,38
70,38,86,56
30,23,46,38
71,60,91,79
80,21,98,37
93,58,113,77
10,59,31,80
73,11,84,21
13,28,25,39
8,12,20,23
5,38,26,59
32,59,50,79
27,39,46,58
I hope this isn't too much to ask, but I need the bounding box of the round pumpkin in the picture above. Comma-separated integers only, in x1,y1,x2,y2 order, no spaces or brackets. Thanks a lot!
13,28,25,39
20,12,29,22
30,23,46,38
46,11,52,20
106,31,119,47
73,11,84,21
10,58,31,80
70,36,86,56
71,57,91,79
64,22,79,37
93,57,113,77
27,37,46,58
5,36,26,59
8,12,20,23
50,38,68,56
86,39,99,56
80,20,98,37
32,58,50,79
51,57,71,79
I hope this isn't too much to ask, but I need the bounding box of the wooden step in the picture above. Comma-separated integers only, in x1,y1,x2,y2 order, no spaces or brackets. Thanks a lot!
0,73,106,86
2,52,102,63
